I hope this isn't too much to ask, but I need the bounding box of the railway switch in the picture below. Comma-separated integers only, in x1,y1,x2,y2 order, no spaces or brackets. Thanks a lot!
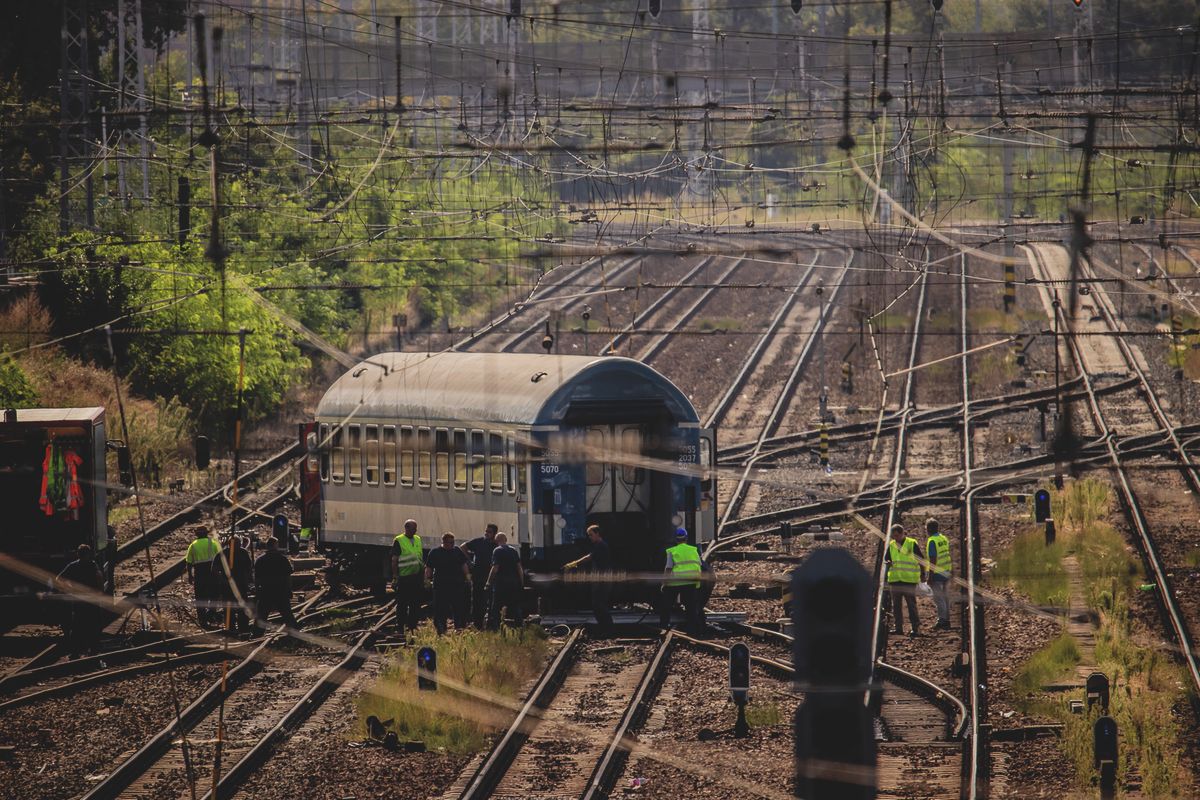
417,647,437,691
1034,489,1051,523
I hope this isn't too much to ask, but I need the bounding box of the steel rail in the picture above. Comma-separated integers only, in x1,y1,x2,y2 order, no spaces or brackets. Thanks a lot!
717,249,854,531
1031,245,1200,708
960,252,985,799
492,255,642,352
197,612,392,800
457,628,584,800
602,255,717,354
702,251,823,429
581,632,676,800
113,443,301,564
866,267,930,674
637,256,747,362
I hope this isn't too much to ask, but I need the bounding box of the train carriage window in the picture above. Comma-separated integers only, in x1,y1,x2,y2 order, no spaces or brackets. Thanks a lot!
417,427,432,487
382,426,397,486
489,431,504,494
400,426,414,487
347,425,363,484
330,427,345,484
621,429,644,485
513,437,528,496
585,429,605,486
435,428,450,489
471,430,485,492
364,425,380,486
319,423,330,482
453,429,467,491
505,434,518,494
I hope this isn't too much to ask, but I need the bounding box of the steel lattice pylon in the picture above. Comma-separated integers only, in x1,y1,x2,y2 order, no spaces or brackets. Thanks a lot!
116,0,149,207
59,0,93,233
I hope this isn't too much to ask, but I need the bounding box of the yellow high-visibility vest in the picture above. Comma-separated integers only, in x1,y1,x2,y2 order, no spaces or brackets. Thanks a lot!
394,534,424,576
665,543,702,587
926,534,951,578
886,539,920,584
186,537,220,565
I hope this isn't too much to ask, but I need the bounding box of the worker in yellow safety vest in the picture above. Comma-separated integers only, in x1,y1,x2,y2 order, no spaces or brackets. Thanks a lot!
660,528,702,634
925,518,953,630
185,526,221,629
885,523,923,637
390,519,424,634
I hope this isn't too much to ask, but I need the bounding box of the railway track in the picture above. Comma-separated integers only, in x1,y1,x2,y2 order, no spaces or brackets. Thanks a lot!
78,598,390,800
716,249,854,528
1027,242,1200,708
447,632,675,800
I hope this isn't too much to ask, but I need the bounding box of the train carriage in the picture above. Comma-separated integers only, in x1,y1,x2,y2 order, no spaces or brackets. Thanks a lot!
303,352,716,587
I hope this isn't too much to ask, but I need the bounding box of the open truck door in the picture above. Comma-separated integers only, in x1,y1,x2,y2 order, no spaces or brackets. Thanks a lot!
698,427,717,544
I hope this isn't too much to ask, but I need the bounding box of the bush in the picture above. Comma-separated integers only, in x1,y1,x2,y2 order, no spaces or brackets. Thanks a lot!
0,355,38,406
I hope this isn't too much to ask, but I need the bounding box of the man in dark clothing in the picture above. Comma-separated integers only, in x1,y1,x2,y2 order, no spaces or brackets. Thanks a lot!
55,544,105,657
212,534,254,635
485,533,524,630
254,537,299,629
565,525,614,632
426,532,470,634
460,524,498,628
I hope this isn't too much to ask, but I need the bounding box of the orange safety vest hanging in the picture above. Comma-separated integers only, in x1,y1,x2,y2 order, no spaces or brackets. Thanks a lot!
65,448,84,517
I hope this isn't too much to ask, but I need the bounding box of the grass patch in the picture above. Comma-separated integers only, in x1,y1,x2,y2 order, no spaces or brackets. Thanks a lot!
1185,548,1200,568
354,625,550,753
967,308,1020,335
696,317,742,332
745,701,784,727
1004,478,1191,795
925,311,957,332
991,529,1069,607
1012,633,1081,703
871,312,910,330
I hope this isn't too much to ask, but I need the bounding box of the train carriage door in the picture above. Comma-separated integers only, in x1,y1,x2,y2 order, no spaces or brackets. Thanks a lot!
583,425,650,516
698,427,717,544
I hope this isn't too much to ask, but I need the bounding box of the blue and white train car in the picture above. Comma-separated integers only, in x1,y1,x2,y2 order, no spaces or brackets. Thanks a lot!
307,352,716,583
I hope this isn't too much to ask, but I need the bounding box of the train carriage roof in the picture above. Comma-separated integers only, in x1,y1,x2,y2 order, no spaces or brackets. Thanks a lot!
316,352,699,427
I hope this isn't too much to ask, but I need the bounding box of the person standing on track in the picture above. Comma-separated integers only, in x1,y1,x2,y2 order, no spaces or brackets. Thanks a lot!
254,536,299,629
924,518,953,631
54,543,105,657
660,528,702,634
461,523,498,628
391,519,424,635
485,532,524,630
426,532,470,634
885,523,923,637
212,533,254,636
185,526,220,629
565,524,615,633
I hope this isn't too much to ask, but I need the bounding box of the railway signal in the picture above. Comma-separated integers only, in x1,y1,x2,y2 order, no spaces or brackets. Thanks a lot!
790,0,802,15
194,434,211,472
417,647,438,691
729,643,751,737
792,548,875,799
273,513,290,544
649,0,661,17
1034,489,1051,523
1086,672,1109,714
1094,716,1118,799
819,425,830,473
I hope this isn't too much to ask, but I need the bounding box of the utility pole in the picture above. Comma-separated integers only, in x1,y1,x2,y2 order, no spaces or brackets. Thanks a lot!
59,0,94,234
